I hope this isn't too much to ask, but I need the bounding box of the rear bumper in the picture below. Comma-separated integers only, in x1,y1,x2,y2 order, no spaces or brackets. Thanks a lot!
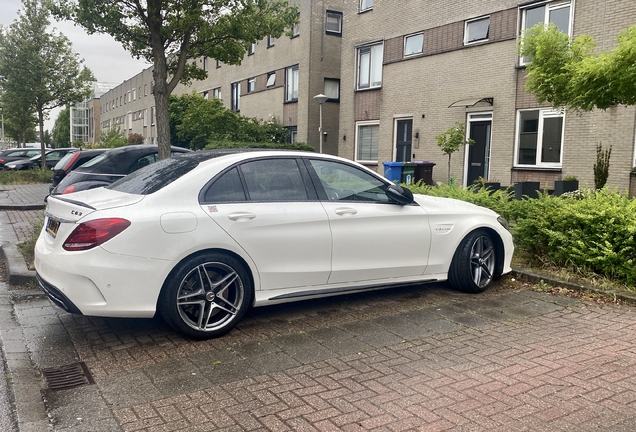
36,272,82,314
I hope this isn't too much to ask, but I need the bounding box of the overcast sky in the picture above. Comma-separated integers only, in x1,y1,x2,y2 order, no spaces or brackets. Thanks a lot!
1,0,150,132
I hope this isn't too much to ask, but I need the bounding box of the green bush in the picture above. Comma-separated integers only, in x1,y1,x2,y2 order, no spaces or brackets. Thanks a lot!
0,168,51,185
513,190,636,284
204,141,314,152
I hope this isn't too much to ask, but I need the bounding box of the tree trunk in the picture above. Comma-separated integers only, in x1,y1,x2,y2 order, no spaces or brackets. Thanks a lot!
447,155,452,184
38,108,46,168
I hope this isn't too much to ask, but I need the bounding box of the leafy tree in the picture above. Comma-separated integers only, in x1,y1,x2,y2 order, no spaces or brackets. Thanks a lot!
519,23,636,110
0,0,94,167
43,129,52,147
0,86,37,146
98,127,127,148
52,107,71,148
170,93,289,150
436,122,474,184
51,0,298,159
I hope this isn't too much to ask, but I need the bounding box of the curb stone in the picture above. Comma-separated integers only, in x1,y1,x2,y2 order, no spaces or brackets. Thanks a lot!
0,243,36,287
512,266,636,304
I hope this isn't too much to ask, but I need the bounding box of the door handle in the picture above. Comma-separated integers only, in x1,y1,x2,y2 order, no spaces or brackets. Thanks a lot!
228,212,256,221
334,207,357,216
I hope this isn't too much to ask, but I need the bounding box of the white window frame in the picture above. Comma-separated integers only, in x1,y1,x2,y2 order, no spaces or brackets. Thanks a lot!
357,42,384,90
203,56,208,71
514,108,565,168
285,65,299,102
355,120,380,163
248,43,255,55
464,16,490,45
520,1,573,65
326,11,342,35
292,14,300,37
360,0,373,12
463,112,494,186
151,106,155,125
143,109,148,127
248,78,256,93
268,35,276,47
213,87,222,100
404,33,424,56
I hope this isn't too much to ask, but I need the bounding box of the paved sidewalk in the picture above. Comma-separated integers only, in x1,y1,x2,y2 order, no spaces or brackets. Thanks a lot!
0,184,48,211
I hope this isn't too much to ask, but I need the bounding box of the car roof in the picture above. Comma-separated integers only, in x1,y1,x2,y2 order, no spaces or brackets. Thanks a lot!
73,145,190,174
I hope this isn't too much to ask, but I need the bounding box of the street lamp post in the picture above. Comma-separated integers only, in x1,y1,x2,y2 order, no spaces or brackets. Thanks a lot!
313,94,328,154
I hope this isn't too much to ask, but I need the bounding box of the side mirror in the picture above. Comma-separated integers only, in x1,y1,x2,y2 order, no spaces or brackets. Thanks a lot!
386,184,414,205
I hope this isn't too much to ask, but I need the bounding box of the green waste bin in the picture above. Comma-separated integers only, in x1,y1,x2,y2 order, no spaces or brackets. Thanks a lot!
413,161,436,185
383,162,404,183
401,162,416,185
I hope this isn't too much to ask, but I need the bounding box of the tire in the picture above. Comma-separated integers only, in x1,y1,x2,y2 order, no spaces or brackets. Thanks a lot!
159,252,253,339
448,229,497,293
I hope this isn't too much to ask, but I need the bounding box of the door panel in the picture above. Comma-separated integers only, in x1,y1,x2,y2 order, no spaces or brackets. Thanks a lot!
396,120,413,162
306,158,430,284
467,121,492,184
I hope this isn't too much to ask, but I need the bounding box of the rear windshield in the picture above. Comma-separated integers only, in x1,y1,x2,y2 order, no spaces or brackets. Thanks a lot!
108,157,200,195
53,152,75,170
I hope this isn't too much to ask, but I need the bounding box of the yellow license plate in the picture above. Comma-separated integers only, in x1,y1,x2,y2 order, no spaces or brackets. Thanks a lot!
46,217,60,238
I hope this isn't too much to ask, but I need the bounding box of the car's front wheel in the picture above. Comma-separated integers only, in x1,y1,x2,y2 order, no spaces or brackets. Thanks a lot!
159,252,253,339
448,229,497,293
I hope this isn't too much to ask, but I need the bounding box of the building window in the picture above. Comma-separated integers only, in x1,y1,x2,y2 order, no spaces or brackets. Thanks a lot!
144,85,147,96
326,11,342,35
231,82,240,111
288,126,298,143
213,87,222,100
521,1,571,64
515,108,564,167
465,16,490,44
267,72,276,87
203,56,208,71
268,35,276,47
285,65,298,102
151,106,155,125
248,43,255,55
216,59,222,68
248,78,256,93
356,122,379,162
203,91,209,100
360,0,373,12
324,78,340,101
292,14,300,37
133,88,136,100
143,109,148,127
357,43,383,90
404,33,423,56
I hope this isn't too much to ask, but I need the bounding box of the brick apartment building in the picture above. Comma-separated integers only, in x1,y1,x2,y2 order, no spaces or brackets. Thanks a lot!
93,0,636,192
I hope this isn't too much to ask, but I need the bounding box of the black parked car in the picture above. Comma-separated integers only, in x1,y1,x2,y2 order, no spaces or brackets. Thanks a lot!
50,148,109,193
51,145,191,195
0,148,42,169
5,148,78,170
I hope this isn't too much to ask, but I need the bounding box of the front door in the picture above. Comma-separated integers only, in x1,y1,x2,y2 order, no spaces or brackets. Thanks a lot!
467,117,492,185
395,120,412,162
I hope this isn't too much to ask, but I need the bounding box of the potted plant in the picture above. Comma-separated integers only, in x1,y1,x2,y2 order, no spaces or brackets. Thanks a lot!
514,180,541,200
554,175,579,196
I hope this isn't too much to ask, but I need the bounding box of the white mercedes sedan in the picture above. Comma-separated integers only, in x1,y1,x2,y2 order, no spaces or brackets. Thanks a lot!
35,150,513,339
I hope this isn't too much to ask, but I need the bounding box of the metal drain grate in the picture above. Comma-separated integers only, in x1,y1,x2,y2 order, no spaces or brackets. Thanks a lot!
42,362,95,391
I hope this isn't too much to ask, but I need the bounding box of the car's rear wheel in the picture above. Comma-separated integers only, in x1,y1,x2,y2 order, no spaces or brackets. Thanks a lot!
448,229,496,293
159,252,252,339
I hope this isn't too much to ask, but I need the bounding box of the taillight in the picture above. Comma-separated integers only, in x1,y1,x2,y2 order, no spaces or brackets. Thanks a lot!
0,159,4,163
63,218,131,251
63,153,80,172
62,185,76,194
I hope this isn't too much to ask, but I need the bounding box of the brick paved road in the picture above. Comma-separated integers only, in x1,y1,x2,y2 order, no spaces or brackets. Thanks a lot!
6,210,44,243
12,279,636,431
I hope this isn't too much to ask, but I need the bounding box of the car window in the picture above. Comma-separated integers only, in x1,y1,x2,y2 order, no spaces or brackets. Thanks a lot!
308,159,390,203
46,150,65,160
53,152,76,170
203,167,247,203
7,150,25,157
239,158,309,202
80,153,107,168
131,154,158,173
25,150,40,157
109,156,200,195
